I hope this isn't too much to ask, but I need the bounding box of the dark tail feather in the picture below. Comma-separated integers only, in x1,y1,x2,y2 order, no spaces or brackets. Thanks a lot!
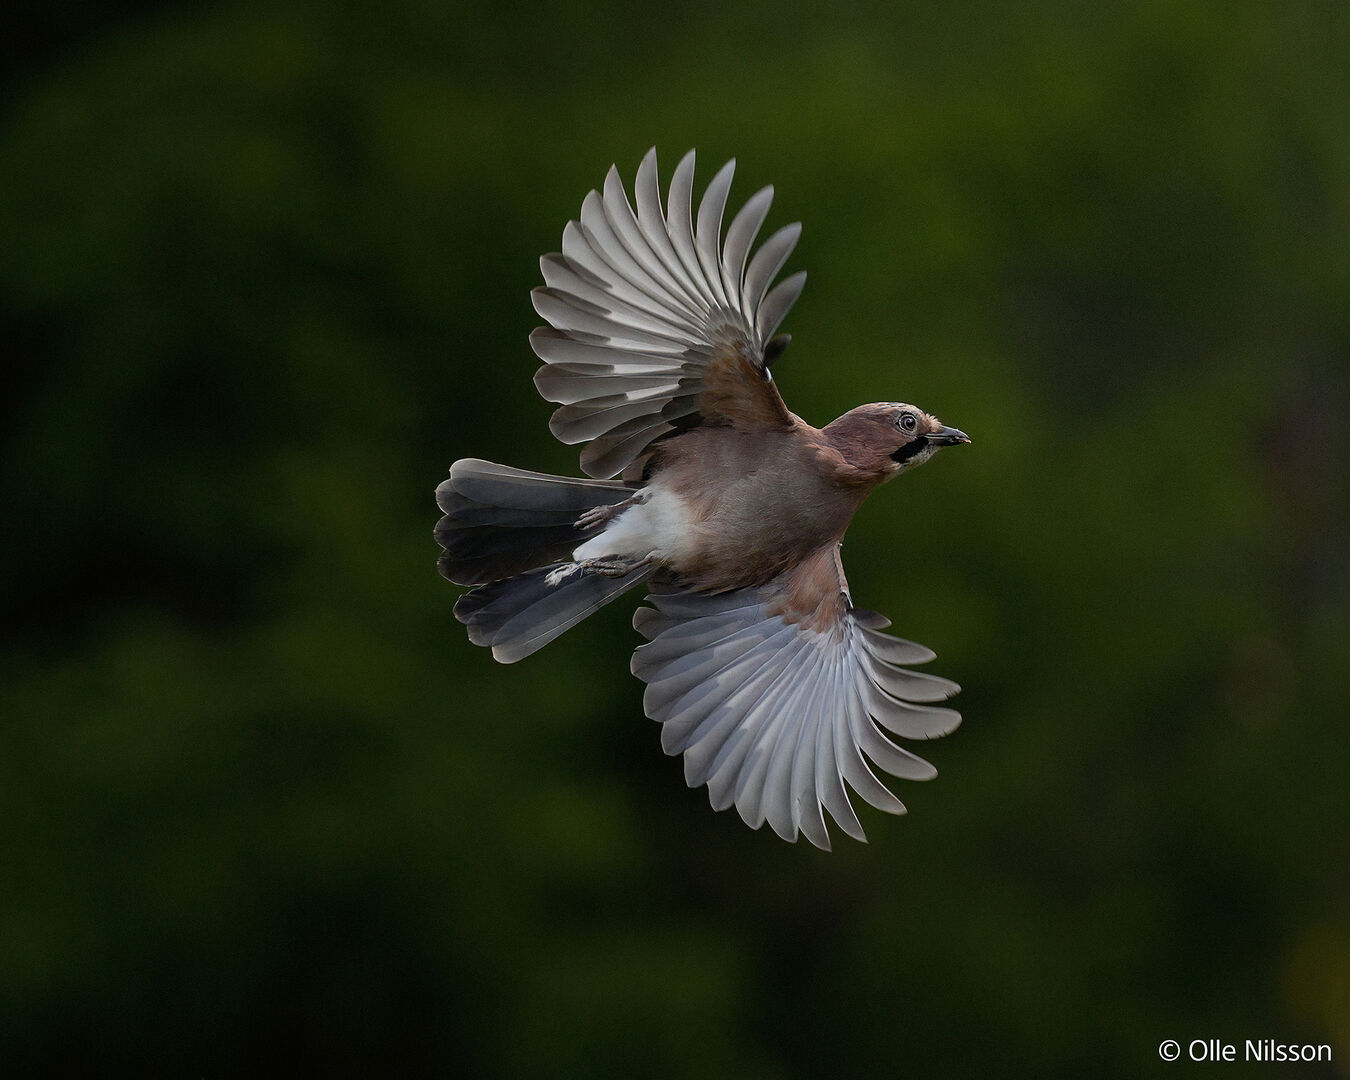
455,562,655,663
435,459,635,585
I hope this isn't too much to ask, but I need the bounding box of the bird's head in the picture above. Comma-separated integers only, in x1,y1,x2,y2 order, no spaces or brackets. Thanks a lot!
822,402,970,484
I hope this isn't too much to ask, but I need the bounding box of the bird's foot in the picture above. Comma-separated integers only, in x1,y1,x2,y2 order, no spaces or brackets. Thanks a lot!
544,556,650,586
574,491,647,531
578,556,651,579
544,562,582,587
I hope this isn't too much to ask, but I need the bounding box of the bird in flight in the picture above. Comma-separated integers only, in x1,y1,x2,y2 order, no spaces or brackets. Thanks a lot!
436,148,970,849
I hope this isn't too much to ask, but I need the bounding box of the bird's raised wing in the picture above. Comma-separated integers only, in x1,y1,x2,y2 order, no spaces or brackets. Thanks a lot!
531,148,808,479
630,546,961,850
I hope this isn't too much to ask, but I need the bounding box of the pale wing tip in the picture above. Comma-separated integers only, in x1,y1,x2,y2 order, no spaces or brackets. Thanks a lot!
929,709,962,738
435,475,456,511
528,285,550,320
767,819,801,844
904,749,941,780
897,703,961,740
449,458,505,483
631,605,665,639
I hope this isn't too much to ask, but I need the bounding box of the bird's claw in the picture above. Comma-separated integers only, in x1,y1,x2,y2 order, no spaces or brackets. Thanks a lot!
581,557,649,578
574,491,646,531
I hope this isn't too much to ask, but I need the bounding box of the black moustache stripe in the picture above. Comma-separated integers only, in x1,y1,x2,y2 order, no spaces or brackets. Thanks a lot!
890,436,929,463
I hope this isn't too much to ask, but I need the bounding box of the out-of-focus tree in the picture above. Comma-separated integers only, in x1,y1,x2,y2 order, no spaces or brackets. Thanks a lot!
1,1,1346,1076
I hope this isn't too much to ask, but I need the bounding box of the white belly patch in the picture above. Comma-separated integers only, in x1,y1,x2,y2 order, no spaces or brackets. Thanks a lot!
572,486,695,565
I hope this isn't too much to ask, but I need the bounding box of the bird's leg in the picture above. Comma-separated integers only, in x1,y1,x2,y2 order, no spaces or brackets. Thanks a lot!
544,556,650,587
578,555,652,578
574,490,647,532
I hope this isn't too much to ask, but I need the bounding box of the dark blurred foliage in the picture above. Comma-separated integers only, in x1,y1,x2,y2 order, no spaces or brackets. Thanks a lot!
2,0,1348,1075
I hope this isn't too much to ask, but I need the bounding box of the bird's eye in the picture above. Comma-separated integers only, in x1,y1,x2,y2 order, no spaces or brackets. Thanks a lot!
899,412,918,433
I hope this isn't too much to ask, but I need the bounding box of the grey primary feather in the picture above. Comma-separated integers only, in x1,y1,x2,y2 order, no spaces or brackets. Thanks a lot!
864,681,963,741
699,644,802,804
756,270,808,342
695,160,736,309
580,420,676,479
742,641,830,836
631,583,959,849
532,288,687,350
549,388,693,444
642,623,792,720
603,167,700,319
742,223,802,322
720,185,774,308
697,635,808,804
838,667,910,813
652,626,800,747
529,328,686,369
580,189,667,310
632,153,704,309
666,153,712,305
789,656,836,848
814,651,865,844
538,260,692,340
862,652,960,704
533,369,687,406
859,625,937,664
531,147,804,478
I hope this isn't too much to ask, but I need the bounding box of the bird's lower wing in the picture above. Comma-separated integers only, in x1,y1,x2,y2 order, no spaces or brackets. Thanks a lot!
531,147,807,479
630,549,961,850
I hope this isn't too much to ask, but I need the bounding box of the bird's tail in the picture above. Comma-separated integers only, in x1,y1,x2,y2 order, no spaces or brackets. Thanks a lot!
454,561,654,663
435,458,636,586
436,459,653,663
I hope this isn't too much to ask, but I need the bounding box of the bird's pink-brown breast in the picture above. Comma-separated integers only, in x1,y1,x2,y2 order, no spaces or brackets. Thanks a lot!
650,424,869,593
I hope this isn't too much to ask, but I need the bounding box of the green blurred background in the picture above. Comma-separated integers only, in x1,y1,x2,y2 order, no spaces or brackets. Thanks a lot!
2,1,1347,1075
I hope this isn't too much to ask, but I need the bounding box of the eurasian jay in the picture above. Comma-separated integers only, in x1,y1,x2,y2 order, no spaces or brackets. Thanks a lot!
437,149,970,848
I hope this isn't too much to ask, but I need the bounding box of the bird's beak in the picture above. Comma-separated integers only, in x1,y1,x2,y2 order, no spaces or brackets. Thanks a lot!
928,425,971,446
